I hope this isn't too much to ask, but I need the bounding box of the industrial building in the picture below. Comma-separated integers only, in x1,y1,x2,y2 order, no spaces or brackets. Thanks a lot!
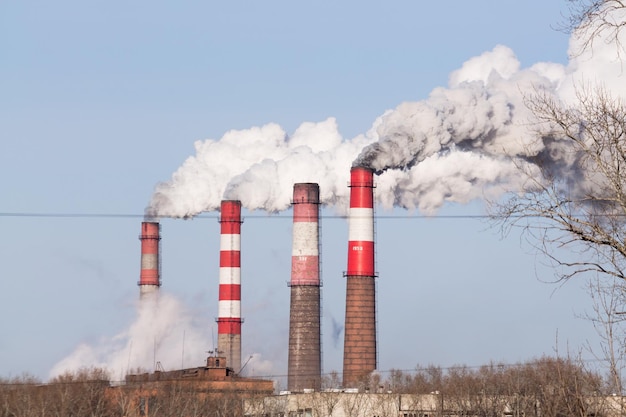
123,356,273,416
243,391,620,417
244,391,443,417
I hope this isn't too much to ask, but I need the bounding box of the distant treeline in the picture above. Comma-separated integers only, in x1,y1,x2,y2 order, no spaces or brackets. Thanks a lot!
0,356,618,417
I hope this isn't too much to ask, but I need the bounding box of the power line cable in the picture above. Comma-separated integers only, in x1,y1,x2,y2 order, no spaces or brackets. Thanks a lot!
0,211,491,220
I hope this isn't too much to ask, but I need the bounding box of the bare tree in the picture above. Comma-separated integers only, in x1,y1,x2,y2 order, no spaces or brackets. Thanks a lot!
310,390,341,417
48,367,112,417
108,384,137,417
339,391,369,417
371,390,399,417
321,371,342,391
583,276,626,394
495,85,626,284
492,2,626,402
491,79,626,403
559,0,626,58
0,374,47,417
389,358,605,417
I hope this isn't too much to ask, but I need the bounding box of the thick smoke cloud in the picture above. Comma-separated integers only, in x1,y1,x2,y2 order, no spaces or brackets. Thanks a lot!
148,7,626,217
147,119,376,217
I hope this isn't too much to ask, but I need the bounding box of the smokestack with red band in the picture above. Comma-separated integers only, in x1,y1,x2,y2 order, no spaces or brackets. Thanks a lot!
217,200,242,372
288,183,322,391
343,166,377,387
139,221,161,298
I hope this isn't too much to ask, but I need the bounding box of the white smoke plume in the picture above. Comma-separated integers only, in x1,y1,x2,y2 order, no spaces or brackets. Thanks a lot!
147,120,376,217
50,291,282,381
50,293,232,381
148,6,626,217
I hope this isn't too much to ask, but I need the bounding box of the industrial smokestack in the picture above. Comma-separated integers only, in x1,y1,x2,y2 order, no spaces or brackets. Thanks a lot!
343,166,377,387
217,200,243,372
287,183,322,392
139,221,161,299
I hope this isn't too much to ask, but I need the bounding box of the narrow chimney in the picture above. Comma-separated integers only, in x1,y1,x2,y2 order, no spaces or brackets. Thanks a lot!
288,183,322,392
343,166,377,387
139,221,161,298
217,200,243,372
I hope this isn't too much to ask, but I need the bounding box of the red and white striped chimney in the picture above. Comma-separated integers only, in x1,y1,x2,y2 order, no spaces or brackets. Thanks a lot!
287,183,322,391
343,166,377,387
217,200,242,372
139,221,161,299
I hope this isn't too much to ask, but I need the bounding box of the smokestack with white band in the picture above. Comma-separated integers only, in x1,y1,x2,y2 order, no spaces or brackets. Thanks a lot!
139,221,161,299
217,200,243,372
287,183,322,391
343,166,377,387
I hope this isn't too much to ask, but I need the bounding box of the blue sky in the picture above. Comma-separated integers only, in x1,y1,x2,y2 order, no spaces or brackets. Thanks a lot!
0,1,602,383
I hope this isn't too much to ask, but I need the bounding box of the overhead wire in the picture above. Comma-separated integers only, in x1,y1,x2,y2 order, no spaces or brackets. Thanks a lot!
0,211,492,220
